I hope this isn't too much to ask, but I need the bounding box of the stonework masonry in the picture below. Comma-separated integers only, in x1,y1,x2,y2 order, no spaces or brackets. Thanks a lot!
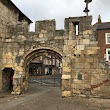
0,0,31,92
0,0,110,98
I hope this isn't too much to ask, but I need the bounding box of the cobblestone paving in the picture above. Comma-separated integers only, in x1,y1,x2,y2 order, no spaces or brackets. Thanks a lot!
0,84,110,110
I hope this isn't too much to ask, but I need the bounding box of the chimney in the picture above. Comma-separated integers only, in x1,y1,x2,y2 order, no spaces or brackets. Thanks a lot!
98,15,101,24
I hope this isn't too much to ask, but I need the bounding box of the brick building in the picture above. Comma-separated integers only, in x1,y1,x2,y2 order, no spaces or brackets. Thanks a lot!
95,16,110,62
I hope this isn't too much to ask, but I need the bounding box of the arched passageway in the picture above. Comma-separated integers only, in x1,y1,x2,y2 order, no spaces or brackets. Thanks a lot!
24,48,62,87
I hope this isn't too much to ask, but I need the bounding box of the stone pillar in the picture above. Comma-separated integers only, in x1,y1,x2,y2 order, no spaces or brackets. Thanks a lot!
11,66,24,95
12,72,23,95
62,40,73,97
62,56,71,97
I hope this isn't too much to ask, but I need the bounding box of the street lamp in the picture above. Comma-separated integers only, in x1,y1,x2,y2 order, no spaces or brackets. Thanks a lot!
83,0,92,16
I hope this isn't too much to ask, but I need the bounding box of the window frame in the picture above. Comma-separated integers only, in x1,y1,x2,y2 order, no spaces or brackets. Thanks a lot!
106,48,110,61
105,33,110,44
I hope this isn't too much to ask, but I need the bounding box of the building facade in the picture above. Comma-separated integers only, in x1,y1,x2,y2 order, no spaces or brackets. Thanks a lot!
95,17,110,62
29,55,61,76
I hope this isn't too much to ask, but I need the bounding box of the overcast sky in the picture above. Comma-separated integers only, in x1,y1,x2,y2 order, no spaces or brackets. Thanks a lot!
11,0,110,31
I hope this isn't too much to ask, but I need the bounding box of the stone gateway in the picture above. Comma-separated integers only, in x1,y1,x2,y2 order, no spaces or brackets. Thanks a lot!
0,0,110,98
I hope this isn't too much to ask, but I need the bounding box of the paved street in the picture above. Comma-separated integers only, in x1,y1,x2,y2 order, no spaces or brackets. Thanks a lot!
29,74,62,87
0,82,110,110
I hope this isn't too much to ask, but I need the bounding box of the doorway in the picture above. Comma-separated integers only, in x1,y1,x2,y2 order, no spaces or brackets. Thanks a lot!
2,68,14,92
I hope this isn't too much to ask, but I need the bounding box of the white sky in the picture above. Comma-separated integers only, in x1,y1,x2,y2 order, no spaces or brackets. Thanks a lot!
11,0,110,31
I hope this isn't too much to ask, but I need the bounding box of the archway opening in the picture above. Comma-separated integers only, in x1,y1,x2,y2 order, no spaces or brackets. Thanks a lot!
24,49,62,87
2,68,14,92
29,54,62,76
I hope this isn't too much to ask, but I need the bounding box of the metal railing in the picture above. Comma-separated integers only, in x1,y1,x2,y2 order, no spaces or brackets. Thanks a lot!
29,77,62,87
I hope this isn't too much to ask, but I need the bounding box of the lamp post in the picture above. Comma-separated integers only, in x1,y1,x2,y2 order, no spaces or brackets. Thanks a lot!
83,0,92,16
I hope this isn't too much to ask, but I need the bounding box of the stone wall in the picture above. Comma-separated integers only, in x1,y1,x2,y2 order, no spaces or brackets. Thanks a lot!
1,19,64,94
0,1,18,88
62,16,110,98
0,0,31,92
0,1,18,40
0,0,31,40
0,1,17,90
1,15,110,98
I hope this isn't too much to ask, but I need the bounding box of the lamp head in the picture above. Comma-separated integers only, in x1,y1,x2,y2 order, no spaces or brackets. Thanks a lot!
84,0,92,3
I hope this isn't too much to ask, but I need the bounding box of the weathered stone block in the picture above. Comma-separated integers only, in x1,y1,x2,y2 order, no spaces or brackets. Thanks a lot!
62,79,71,86
62,85,71,91
84,84,91,88
41,30,47,33
90,41,98,45
15,66,23,72
78,57,86,63
83,39,90,45
62,91,71,97
76,84,85,89
91,90,98,96
71,84,77,89
74,63,84,69
94,87,100,91
86,49,99,55
100,85,109,93
74,50,81,54
67,40,76,46
72,89,80,94
39,33,44,38
77,62,90,69
62,57,71,63
86,58,94,62
77,45,84,50
63,62,70,67
63,67,71,72
99,74,108,82
62,75,71,79
63,45,71,51
6,39,12,42
83,30,93,35
84,74,91,80
91,76,98,85
91,47,100,50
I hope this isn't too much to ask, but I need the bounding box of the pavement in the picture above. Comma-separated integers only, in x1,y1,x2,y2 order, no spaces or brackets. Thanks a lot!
29,75,61,87
0,83,110,110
